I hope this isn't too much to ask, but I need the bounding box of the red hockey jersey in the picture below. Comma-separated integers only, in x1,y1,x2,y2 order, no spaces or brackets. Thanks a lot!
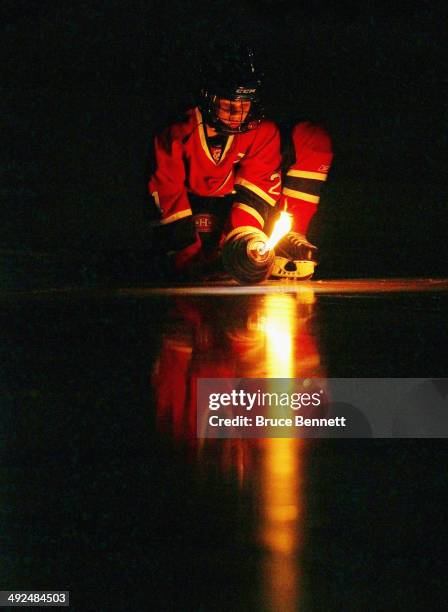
280,122,333,235
148,108,281,230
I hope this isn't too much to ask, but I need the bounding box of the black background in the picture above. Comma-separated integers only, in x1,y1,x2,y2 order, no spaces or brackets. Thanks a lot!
2,5,448,606
3,0,448,281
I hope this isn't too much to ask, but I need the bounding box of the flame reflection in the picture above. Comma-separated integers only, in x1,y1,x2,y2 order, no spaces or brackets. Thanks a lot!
151,289,324,610
258,293,306,612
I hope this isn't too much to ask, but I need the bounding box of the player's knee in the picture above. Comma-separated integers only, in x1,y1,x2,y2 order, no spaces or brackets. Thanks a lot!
292,121,333,154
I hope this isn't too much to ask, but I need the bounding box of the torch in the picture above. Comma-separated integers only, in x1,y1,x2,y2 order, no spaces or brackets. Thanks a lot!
222,212,292,284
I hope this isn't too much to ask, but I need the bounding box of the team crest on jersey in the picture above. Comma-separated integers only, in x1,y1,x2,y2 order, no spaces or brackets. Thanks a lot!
211,147,222,162
194,213,216,233
318,164,330,172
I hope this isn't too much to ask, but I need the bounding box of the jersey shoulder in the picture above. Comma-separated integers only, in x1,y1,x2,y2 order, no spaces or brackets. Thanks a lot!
257,119,280,137
240,119,279,148
170,108,198,138
155,109,197,153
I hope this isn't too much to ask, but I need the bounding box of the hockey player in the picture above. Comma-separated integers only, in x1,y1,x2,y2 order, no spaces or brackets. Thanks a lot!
148,49,282,277
148,48,333,280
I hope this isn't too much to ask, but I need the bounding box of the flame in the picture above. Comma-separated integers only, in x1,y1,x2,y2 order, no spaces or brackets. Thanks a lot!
260,211,292,254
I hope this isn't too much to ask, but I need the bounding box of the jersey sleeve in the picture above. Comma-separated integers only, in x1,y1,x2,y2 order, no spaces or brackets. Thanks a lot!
148,127,197,249
280,122,333,235
231,121,282,230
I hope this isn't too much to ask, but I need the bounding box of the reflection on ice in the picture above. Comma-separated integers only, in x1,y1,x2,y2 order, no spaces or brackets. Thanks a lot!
152,289,323,444
260,294,306,612
151,289,325,610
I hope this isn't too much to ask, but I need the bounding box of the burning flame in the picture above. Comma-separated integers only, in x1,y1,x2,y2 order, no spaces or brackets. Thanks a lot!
259,211,292,254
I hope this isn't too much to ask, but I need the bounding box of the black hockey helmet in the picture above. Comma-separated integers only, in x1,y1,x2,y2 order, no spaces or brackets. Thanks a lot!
198,44,264,134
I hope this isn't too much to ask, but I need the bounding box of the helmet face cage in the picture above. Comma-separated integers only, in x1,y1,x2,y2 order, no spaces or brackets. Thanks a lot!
199,88,263,134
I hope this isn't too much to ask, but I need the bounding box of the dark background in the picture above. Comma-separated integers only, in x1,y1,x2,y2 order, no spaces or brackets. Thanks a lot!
3,0,447,285
2,5,448,607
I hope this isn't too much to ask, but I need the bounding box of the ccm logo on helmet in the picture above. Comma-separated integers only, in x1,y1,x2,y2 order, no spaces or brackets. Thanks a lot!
235,87,256,94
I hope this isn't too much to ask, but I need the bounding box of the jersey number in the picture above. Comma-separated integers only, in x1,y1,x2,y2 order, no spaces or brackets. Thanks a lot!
268,173,281,197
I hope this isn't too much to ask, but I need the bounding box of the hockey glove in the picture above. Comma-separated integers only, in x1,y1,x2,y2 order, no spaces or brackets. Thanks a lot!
222,226,275,285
